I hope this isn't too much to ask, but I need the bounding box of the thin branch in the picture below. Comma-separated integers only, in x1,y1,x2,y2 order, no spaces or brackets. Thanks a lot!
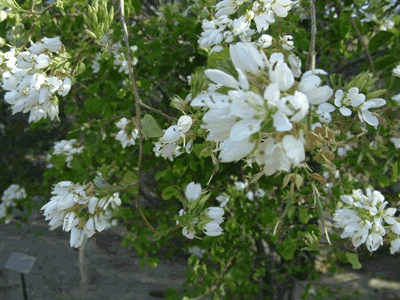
139,101,177,121
192,253,236,300
336,0,376,75
349,17,376,76
22,2,56,49
120,0,152,234
79,236,89,286
306,0,317,72
306,0,317,132
70,41,92,76
328,49,387,75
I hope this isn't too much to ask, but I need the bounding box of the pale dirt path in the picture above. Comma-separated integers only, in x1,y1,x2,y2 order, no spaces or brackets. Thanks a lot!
0,219,188,300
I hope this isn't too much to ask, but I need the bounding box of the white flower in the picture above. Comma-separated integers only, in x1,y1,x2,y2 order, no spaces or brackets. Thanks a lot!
70,227,85,248
282,135,305,168
218,137,255,162
94,213,108,232
185,182,202,202
83,217,96,238
182,227,196,239
298,71,333,105
58,78,72,96
36,54,50,69
234,181,248,190
357,98,386,126
390,238,400,254
246,191,254,200
393,65,400,77
272,0,292,18
230,42,266,75
392,93,400,104
215,0,240,17
116,117,129,129
269,54,294,91
316,102,335,123
42,37,62,52
334,87,365,116
232,16,250,36
288,54,301,78
257,34,273,48
366,232,383,252
255,188,265,198
206,207,225,221
281,35,294,50
390,137,400,149
160,125,181,143
334,188,398,252
216,193,230,207
254,12,275,33
203,221,223,236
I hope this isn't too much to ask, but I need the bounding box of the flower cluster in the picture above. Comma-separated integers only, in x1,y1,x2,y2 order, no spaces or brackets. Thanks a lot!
115,117,139,148
191,42,332,175
199,0,293,52
153,115,193,161
1,37,72,122
333,188,400,253
52,139,85,168
177,182,224,239
0,184,26,224
334,87,386,126
41,181,120,248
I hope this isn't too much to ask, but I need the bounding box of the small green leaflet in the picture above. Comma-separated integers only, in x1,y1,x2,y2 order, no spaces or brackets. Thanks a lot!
345,252,362,270
140,114,164,138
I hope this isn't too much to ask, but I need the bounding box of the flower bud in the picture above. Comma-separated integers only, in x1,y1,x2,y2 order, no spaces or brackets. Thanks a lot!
206,207,225,220
185,182,202,202
177,115,193,133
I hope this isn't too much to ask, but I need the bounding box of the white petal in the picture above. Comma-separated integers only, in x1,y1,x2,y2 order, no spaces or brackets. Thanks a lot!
339,107,352,116
230,118,261,141
334,90,344,107
273,111,292,132
362,111,379,126
204,69,240,89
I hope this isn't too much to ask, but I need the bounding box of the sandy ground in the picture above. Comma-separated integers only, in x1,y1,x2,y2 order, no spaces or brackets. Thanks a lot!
0,218,188,300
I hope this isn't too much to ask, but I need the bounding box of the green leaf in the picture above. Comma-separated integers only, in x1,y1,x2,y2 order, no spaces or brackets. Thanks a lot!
378,176,390,188
162,186,178,200
369,31,394,52
84,96,102,114
140,114,164,138
193,143,210,158
122,171,137,185
280,238,297,260
298,206,309,224
392,161,398,182
75,62,86,76
132,0,142,14
340,16,350,38
375,55,398,71
345,252,362,270
85,28,98,39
